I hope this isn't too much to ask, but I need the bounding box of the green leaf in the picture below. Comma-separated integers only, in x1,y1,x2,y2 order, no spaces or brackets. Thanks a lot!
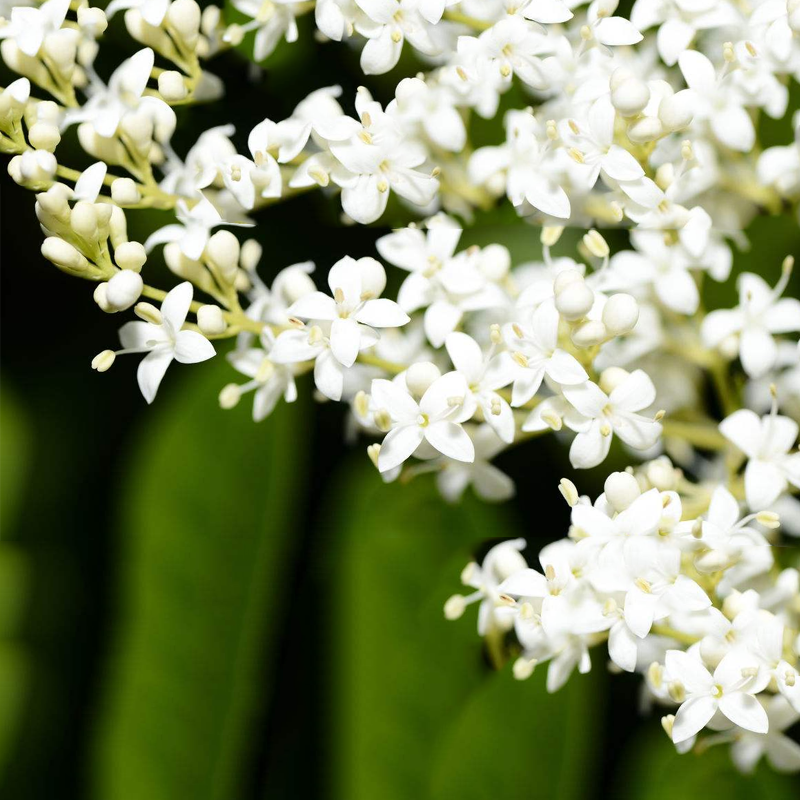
617,729,800,799
328,467,602,800
91,361,308,800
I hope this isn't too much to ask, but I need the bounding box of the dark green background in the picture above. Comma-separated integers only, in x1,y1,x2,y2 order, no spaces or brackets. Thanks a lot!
1,4,800,798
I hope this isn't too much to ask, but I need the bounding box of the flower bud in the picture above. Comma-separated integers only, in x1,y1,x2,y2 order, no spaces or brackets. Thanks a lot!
78,6,108,36
356,257,387,298
206,230,240,280
94,282,112,311
599,366,629,394
70,201,99,238
609,67,634,92
106,269,144,311
240,239,262,271
42,237,90,274
658,90,694,132
553,268,584,296
111,177,141,205
570,320,607,347
627,116,663,143
555,282,594,320
119,113,153,151
197,304,226,335
167,0,201,46
604,471,641,513
406,361,441,397
158,71,188,102
27,121,60,151
602,293,639,335
611,78,650,117
114,241,147,271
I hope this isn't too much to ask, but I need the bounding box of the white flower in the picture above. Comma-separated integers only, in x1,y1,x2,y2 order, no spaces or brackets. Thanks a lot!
160,125,237,197
679,50,755,152
666,649,770,743
470,110,570,219
355,0,441,75
68,49,175,142
227,330,298,422
445,332,515,443
503,300,588,407
0,0,71,57
372,371,475,472
286,256,409,368
563,370,662,469
701,269,800,378
719,408,800,510
731,695,800,774
117,282,215,403
145,194,251,261
227,0,301,61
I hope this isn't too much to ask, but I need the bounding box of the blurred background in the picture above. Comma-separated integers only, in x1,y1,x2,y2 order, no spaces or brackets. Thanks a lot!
2,2,800,798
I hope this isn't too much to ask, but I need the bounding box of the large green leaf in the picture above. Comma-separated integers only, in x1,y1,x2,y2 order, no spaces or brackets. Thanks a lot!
617,729,800,799
328,467,602,800
91,360,307,800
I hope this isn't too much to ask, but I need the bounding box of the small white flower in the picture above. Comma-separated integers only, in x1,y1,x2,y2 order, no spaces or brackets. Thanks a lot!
372,371,475,472
719,408,800,510
0,0,71,57
666,649,770,743
117,282,215,403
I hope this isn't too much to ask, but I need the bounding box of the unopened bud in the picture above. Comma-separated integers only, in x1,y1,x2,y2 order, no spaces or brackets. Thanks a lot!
114,241,146,272
106,269,143,311
556,282,594,320
604,471,641,513
197,304,226,335
158,70,188,102
406,361,441,397
659,90,694,132
571,320,608,347
111,177,141,205
602,293,639,335
42,237,90,274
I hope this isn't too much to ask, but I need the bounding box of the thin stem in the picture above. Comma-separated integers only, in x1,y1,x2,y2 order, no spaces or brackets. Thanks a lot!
661,419,728,450
651,624,701,646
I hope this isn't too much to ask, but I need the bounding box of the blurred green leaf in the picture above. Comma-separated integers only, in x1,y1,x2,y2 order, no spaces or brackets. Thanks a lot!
618,730,800,799
0,381,32,537
92,361,308,800
328,468,602,800
431,664,602,800
0,642,28,777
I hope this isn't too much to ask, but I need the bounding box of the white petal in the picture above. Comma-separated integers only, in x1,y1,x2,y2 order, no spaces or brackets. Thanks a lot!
314,350,344,401
330,317,361,368
425,421,475,463
719,409,762,458
378,424,425,472
356,298,409,328
288,292,338,322
745,459,786,510
594,17,643,46
445,332,484,385
569,423,611,469
718,693,769,734
608,623,638,673
424,301,462,348
161,281,193,332
673,696,718,743
739,326,777,378
136,348,173,404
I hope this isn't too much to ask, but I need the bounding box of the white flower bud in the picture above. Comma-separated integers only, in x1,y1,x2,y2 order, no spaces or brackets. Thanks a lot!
492,546,526,582
93,282,112,311
111,177,141,205
599,366,629,394
78,6,108,35
206,230,240,280
91,350,116,372
406,361,441,397
240,239,262,271
555,282,594,320
570,320,607,347
356,257,386,298
18,149,57,184
114,241,147,272
604,471,641,513
158,71,188,102
658,90,694,132
42,237,90,274
609,67,634,92
42,30,77,71
553,268,584,296
106,269,144,311
611,78,650,117
70,201,99,238
119,113,153,151
645,457,677,491
627,116,663,143
167,0,201,46
281,269,316,304
109,205,128,248
602,293,639,335
27,121,61,151
197,304,227,335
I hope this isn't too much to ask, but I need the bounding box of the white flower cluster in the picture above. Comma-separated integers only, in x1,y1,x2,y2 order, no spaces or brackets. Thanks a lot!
2,0,800,774
446,459,800,774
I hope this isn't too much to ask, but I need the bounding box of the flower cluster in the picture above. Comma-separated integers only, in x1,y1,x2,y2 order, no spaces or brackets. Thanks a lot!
446,457,800,773
2,0,800,775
